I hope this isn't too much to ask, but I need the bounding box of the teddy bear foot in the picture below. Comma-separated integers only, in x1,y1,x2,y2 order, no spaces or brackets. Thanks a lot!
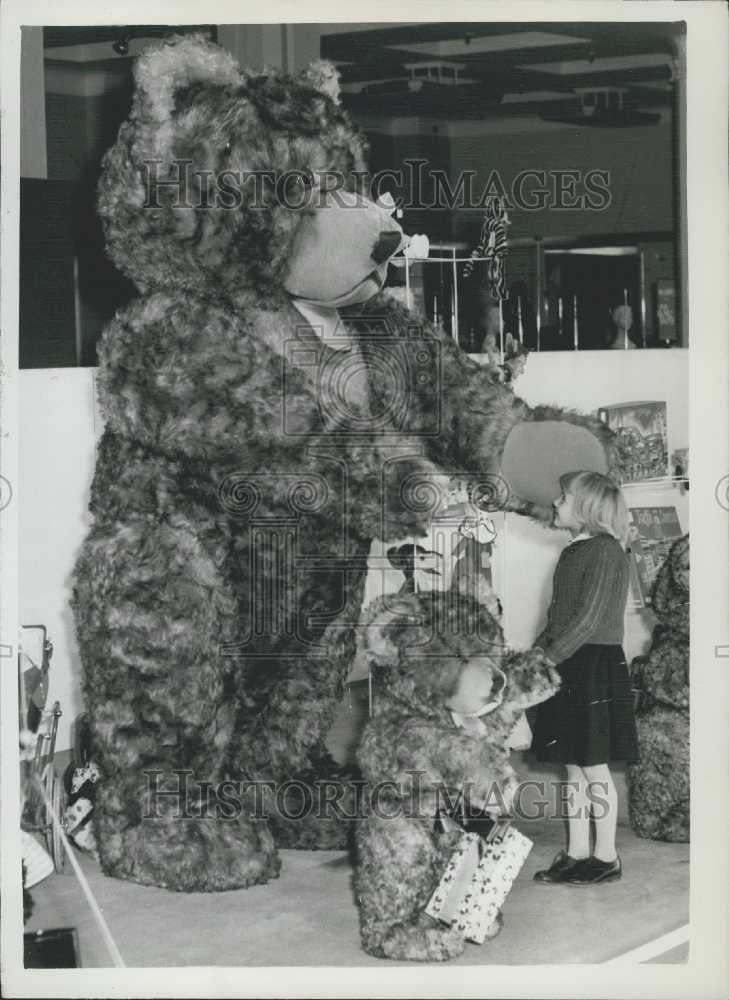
628,764,690,842
364,920,466,962
268,810,352,851
96,813,281,892
252,766,357,851
629,808,689,843
482,911,504,940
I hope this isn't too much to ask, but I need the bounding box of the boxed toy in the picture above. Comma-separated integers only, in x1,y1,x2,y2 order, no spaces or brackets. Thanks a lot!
426,826,532,943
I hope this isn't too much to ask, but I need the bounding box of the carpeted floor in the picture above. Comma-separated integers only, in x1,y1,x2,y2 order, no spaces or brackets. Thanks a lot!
24,817,689,968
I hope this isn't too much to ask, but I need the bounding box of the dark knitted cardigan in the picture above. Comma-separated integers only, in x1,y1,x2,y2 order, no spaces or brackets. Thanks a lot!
535,533,629,666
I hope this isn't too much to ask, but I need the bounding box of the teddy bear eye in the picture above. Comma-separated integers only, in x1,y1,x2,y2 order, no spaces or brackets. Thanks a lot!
222,140,232,156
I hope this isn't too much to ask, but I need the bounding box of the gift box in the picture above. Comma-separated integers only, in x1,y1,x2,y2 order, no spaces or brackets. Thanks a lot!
425,825,532,944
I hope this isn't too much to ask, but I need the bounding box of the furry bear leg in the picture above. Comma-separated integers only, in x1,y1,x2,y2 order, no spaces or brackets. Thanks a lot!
355,816,467,961
72,521,281,891
627,712,690,843
245,771,359,852
234,556,370,850
240,646,362,851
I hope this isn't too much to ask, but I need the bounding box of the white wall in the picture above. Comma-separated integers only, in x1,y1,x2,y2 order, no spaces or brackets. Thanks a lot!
19,369,101,750
20,350,687,750
503,348,688,461
495,349,689,660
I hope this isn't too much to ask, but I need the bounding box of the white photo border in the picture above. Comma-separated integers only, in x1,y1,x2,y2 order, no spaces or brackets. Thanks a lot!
1,2,727,997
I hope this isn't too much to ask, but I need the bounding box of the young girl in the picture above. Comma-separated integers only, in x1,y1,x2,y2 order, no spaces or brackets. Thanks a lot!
531,471,639,885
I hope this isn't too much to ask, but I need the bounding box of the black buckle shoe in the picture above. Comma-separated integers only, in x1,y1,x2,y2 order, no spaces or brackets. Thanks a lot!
565,855,622,885
533,850,586,884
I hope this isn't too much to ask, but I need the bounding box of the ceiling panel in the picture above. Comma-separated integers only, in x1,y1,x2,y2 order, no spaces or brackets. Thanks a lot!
323,21,680,125
388,31,591,58
43,25,216,51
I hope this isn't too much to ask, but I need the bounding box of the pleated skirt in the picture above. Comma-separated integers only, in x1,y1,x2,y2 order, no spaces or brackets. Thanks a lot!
532,644,640,766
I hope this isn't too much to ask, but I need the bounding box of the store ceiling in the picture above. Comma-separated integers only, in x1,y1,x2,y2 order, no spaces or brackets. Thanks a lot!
321,22,682,125
42,22,682,125
43,26,216,49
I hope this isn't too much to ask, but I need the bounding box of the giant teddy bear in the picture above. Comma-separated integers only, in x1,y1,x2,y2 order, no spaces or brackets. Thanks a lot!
72,34,619,891
627,534,690,841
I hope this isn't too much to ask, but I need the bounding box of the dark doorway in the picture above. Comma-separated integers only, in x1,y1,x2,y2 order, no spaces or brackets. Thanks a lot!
542,249,643,350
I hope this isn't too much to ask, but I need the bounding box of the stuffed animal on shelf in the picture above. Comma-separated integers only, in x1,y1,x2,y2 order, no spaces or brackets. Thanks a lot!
71,33,621,891
352,584,559,961
627,534,690,841
63,762,100,859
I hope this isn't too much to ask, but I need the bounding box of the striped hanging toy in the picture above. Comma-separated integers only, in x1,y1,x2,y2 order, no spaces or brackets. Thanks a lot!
463,196,510,301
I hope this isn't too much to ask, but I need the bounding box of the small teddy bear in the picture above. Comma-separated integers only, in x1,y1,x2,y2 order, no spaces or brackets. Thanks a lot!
353,585,559,961
627,534,689,841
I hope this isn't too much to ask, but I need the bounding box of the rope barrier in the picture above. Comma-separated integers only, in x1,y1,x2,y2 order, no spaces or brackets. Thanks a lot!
33,776,126,968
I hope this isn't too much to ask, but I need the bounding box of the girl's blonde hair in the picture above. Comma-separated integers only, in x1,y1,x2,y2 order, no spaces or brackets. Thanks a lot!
559,471,629,547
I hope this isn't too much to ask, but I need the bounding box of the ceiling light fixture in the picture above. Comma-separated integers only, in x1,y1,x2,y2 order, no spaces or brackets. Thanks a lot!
112,32,132,56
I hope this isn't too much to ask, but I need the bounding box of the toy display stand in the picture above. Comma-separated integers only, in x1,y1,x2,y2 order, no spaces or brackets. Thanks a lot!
403,244,513,356
19,624,66,873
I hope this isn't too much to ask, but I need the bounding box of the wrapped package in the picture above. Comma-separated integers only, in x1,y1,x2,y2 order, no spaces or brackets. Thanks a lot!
426,825,532,943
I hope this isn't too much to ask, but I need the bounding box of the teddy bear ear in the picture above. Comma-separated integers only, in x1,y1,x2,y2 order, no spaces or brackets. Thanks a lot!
133,33,242,123
300,59,341,104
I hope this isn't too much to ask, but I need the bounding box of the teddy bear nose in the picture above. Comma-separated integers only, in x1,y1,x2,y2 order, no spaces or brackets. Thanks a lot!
370,230,402,265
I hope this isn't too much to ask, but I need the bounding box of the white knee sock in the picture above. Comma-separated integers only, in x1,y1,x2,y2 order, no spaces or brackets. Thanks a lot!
564,765,590,859
584,764,618,862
